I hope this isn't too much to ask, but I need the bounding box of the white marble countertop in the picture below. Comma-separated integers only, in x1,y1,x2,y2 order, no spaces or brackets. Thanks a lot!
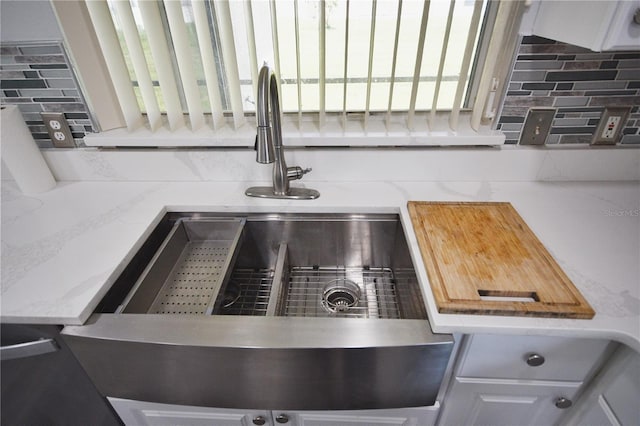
2,179,639,351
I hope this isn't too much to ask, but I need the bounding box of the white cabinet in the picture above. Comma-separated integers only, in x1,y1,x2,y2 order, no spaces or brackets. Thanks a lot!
437,334,613,426
456,334,611,381
438,377,580,426
109,398,270,426
524,0,640,51
287,406,439,426
108,398,439,426
565,345,640,426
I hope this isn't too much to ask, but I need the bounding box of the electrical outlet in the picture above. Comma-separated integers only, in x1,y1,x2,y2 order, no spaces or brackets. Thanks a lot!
592,107,631,145
41,112,75,148
519,108,555,145
601,116,621,139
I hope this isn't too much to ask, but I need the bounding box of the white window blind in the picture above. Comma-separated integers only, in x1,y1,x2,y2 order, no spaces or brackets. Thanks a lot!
59,0,526,143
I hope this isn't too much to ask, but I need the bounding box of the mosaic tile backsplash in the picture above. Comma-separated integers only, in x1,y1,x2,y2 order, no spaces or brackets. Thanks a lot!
498,36,640,145
2,37,639,149
0,42,95,148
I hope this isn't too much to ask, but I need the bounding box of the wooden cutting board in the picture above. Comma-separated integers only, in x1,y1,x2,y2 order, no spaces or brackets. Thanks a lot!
408,202,594,319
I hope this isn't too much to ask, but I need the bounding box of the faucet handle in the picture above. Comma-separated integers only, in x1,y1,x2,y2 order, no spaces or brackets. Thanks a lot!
287,166,312,181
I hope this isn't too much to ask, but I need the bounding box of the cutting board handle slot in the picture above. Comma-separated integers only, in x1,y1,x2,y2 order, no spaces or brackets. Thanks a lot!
478,290,540,303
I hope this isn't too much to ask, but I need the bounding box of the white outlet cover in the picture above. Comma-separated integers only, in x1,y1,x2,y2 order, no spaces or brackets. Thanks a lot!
602,116,621,139
592,107,631,145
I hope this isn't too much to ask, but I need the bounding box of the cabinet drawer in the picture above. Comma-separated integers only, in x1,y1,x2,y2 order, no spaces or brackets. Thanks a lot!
438,377,581,426
457,334,611,381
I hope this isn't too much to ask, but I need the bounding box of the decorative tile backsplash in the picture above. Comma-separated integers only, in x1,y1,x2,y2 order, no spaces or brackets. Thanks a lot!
0,42,95,148
497,36,640,145
2,37,639,149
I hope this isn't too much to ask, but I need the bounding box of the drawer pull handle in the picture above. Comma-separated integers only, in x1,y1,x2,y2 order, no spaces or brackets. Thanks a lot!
0,338,59,361
555,397,572,409
276,414,289,423
526,353,545,367
253,416,266,425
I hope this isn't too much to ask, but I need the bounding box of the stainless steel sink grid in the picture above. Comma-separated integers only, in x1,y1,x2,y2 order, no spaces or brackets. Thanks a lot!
393,267,430,321
216,266,408,319
217,268,274,316
62,213,453,412
220,282,241,308
285,267,401,319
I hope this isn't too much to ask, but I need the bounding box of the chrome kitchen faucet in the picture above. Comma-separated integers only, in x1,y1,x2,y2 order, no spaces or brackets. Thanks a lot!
245,65,320,200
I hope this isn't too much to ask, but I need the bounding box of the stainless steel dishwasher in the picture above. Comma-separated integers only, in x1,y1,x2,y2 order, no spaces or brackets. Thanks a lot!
1,324,121,425
62,212,453,411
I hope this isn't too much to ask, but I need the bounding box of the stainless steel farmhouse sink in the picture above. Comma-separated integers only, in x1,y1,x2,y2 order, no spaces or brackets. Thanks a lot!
62,213,453,410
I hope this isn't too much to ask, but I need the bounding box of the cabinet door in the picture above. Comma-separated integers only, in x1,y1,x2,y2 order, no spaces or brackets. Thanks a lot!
531,1,618,51
437,378,580,426
528,0,640,51
601,0,640,50
566,345,640,426
108,397,271,426
280,405,439,426
574,397,618,426
601,352,640,426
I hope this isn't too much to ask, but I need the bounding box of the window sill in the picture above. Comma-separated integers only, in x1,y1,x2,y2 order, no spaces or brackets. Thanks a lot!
84,113,505,148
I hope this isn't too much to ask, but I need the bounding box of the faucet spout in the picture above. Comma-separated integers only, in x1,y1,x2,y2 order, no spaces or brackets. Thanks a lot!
255,66,275,164
246,65,319,200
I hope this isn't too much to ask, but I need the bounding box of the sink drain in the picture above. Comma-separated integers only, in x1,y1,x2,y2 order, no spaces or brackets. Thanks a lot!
322,279,361,313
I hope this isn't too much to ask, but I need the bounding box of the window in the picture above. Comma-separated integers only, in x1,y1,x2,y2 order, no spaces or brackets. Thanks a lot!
52,0,526,146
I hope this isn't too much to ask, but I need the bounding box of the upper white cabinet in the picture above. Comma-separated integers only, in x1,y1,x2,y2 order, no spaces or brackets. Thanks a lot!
523,0,640,51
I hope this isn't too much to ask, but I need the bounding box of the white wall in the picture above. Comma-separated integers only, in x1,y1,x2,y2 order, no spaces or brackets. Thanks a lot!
519,0,541,35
